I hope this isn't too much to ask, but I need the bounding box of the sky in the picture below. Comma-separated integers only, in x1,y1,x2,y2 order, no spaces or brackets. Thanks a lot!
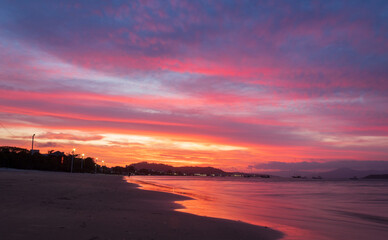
0,0,387,172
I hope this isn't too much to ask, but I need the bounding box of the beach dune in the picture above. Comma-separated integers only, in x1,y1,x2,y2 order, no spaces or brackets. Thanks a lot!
0,169,282,240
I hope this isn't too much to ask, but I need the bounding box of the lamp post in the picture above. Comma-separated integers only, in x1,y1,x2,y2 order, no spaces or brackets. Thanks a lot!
31,134,35,155
31,133,35,151
95,157,98,174
70,148,76,173
81,153,85,171
102,160,104,173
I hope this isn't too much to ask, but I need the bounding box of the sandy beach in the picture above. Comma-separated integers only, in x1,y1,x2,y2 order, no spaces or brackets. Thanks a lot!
0,169,282,240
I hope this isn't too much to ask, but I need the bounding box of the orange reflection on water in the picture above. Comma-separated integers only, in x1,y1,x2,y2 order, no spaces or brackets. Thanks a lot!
126,176,318,240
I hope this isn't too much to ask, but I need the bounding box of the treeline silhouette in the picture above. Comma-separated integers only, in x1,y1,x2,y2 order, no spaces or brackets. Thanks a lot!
0,146,98,173
0,146,269,178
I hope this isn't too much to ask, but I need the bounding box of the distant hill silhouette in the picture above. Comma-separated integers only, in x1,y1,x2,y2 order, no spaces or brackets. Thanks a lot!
131,162,225,175
265,167,388,179
318,168,388,179
363,174,388,179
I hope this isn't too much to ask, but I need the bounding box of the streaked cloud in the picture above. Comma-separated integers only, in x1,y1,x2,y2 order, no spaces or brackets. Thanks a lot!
0,0,387,170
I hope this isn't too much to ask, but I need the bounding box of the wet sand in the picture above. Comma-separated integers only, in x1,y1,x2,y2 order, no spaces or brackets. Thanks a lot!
0,169,283,240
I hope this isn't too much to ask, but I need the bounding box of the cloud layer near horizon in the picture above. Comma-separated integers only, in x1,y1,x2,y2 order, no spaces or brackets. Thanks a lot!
0,0,387,170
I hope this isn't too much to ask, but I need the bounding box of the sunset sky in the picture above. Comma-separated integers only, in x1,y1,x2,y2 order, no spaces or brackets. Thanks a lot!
1,0,387,171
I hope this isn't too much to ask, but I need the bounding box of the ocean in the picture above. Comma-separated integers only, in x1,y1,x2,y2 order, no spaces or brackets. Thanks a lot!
126,176,388,240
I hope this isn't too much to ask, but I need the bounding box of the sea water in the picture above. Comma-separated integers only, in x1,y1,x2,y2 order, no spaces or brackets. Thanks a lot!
126,176,388,240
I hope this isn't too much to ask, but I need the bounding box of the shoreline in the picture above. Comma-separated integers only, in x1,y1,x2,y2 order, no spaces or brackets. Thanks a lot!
0,168,283,240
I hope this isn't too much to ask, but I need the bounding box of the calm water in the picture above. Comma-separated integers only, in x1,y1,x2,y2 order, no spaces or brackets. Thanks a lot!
126,176,388,240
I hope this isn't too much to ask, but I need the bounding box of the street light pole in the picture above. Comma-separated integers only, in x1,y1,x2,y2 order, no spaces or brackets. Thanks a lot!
95,158,98,174
70,148,76,173
81,153,84,171
31,134,35,155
